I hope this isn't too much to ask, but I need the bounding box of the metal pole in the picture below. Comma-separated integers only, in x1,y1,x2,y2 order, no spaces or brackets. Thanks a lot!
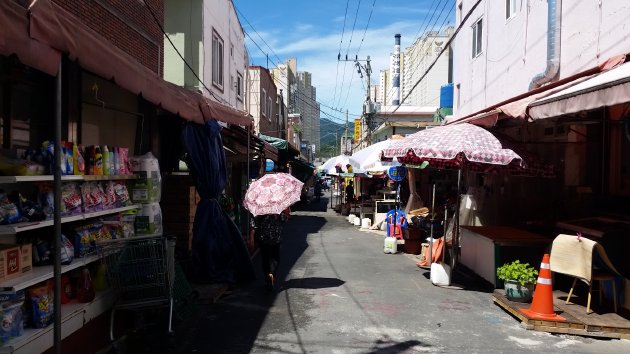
246,125,251,236
454,168,462,269
428,184,436,269
53,61,62,354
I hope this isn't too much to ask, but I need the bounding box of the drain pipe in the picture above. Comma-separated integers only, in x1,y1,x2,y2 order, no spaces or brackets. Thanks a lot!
529,0,562,90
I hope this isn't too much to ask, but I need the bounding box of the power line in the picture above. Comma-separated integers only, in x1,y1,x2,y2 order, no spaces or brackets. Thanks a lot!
242,28,362,120
336,0,364,109
142,0,230,106
355,0,377,57
394,0,483,114
234,6,284,67
332,0,351,111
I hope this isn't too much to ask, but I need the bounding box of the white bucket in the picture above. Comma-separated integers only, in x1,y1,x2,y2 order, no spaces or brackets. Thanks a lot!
430,262,452,286
348,214,356,223
384,236,397,254
361,218,371,229
353,217,361,226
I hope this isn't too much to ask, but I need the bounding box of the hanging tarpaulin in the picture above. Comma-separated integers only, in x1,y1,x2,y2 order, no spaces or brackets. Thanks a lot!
182,120,255,283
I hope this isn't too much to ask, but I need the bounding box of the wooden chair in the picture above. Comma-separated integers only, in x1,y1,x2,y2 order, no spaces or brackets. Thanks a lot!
550,234,620,314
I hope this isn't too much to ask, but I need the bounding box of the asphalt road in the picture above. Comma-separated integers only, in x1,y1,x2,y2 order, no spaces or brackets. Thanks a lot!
175,199,630,354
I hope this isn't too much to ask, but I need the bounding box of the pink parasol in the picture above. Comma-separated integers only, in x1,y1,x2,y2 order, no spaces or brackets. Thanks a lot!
244,173,304,216
382,123,522,166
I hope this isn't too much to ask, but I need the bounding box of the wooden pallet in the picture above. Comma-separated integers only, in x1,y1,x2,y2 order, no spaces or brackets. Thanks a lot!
493,290,630,339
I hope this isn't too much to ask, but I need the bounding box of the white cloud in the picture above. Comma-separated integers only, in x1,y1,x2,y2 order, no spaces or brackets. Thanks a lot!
247,20,432,118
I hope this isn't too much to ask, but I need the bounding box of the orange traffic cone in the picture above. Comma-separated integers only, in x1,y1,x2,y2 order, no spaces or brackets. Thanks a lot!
519,254,566,322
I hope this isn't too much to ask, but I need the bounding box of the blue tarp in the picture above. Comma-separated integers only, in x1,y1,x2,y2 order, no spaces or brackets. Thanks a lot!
183,120,255,283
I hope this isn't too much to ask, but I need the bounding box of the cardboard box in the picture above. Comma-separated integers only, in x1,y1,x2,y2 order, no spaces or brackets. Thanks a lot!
0,244,33,283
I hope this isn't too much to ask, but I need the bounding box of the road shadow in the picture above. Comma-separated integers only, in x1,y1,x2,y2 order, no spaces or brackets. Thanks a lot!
420,265,494,294
367,339,430,353
291,197,330,213
280,277,345,290
171,214,328,354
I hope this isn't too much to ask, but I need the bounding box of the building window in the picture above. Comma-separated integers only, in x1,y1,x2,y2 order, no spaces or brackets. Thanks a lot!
506,0,517,19
212,29,224,89
230,43,234,58
236,72,243,100
267,96,273,120
262,88,267,117
471,18,483,58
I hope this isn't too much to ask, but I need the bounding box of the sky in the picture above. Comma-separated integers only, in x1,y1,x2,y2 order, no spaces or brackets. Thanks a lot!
234,0,455,126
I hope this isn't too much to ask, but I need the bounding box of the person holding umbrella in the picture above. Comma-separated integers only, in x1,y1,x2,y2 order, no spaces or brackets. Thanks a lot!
244,173,304,291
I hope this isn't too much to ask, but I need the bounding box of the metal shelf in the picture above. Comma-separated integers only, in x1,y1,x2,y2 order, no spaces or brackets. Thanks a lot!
0,205,140,236
0,174,136,184
0,254,101,292
0,290,114,354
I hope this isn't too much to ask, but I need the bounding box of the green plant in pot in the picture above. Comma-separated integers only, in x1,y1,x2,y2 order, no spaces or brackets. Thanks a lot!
496,260,538,303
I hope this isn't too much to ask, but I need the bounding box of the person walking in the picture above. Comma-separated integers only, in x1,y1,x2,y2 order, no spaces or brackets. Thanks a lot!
314,179,323,203
345,181,355,204
251,208,289,290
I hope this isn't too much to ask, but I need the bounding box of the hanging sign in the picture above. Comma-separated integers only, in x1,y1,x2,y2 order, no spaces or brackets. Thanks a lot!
387,166,406,182
354,118,361,142
265,159,275,172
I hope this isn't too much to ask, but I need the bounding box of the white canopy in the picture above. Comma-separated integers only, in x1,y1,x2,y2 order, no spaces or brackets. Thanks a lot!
348,140,400,173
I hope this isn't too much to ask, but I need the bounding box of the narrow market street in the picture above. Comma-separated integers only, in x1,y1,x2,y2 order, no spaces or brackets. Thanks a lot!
173,199,630,354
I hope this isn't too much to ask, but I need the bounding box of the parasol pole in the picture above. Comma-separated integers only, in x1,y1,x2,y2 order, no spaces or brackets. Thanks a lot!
246,125,251,239
443,204,448,263
454,167,462,269
428,183,436,269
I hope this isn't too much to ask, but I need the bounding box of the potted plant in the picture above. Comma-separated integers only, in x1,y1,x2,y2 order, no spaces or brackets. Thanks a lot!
496,260,538,302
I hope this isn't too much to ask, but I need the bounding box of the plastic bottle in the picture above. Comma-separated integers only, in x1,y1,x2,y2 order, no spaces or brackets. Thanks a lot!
102,145,110,175
93,146,103,175
77,268,95,303
112,147,119,175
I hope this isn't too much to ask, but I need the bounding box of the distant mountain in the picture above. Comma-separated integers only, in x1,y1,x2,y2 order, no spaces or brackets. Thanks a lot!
320,118,353,146
318,118,354,158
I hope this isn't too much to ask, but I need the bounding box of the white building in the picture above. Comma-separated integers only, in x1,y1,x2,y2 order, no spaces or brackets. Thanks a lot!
164,0,246,111
402,28,453,107
452,0,630,119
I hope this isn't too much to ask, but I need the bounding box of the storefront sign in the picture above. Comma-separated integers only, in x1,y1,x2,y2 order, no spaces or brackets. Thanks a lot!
354,119,361,142
387,166,406,182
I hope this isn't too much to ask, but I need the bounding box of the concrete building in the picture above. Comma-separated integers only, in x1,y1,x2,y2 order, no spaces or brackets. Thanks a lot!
452,0,630,119
295,71,320,155
164,0,246,111
247,66,280,137
377,69,389,106
370,105,440,143
402,27,453,107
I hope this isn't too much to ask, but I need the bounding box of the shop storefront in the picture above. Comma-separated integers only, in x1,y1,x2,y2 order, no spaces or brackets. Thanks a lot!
0,1,255,352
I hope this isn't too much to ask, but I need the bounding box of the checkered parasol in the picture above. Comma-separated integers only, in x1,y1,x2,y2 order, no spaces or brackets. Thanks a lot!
381,123,522,166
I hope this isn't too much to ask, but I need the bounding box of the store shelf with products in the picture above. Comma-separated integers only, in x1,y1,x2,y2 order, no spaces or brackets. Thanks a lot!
0,174,136,184
0,254,101,292
0,290,114,354
0,205,141,236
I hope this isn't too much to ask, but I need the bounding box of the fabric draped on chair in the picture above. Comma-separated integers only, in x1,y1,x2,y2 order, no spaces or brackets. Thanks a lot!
183,120,255,283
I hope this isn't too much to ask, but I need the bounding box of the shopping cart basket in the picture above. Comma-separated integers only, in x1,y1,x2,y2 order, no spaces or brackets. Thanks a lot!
97,235,175,342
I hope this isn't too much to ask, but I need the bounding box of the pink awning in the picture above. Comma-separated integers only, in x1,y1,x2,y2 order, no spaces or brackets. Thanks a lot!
528,60,630,119
28,0,251,126
0,0,60,76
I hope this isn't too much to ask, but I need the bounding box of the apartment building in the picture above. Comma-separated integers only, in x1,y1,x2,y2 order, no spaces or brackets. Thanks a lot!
164,0,246,110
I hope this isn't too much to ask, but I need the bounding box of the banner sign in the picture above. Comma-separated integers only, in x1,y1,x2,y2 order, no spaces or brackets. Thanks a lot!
354,118,361,142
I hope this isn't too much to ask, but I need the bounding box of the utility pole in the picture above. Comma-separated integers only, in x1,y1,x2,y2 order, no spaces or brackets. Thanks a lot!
340,55,374,147
344,109,349,155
